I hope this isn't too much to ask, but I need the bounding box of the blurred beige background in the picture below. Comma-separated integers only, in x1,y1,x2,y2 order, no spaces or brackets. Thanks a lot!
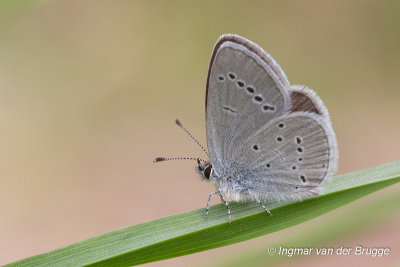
0,1,399,266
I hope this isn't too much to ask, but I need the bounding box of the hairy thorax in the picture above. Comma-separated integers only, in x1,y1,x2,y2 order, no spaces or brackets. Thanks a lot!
214,176,249,202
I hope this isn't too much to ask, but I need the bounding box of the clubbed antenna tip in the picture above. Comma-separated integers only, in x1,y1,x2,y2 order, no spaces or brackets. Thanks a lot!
153,157,166,163
175,119,183,127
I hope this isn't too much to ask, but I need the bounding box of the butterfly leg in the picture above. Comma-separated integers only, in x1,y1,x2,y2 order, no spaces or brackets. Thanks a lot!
205,191,219,220
205,189,232,223
250,192,272,216
217,189,231,223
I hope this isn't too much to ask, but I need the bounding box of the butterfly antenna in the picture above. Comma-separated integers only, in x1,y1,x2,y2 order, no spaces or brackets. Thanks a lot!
175,119,210,158
153,157,208,163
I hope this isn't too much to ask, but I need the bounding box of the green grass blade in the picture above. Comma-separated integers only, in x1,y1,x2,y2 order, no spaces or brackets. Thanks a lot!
6,161,400,267
214,183,400,267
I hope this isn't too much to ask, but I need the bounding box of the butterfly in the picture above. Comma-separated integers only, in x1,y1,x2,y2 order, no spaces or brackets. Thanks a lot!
154,34,338,223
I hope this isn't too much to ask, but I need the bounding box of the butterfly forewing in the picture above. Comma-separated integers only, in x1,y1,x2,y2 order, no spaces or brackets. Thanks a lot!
206,35,291,175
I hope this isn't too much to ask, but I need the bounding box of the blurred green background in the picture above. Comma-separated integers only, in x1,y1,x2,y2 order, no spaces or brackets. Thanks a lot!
0,1,399,266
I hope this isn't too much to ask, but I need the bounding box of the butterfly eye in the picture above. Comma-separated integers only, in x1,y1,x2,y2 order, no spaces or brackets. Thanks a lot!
204,165,212,179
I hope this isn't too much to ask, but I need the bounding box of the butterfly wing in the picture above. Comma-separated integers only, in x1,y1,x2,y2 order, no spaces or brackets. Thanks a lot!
289,84,332,123
206,34,291,176
232,108,338,201
206,34,338,201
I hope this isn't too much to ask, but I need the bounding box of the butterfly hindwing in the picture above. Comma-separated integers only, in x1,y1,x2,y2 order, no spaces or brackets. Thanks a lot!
232,111,337,201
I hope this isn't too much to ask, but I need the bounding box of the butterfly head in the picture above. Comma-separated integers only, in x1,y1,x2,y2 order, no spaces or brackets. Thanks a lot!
196,158,215,180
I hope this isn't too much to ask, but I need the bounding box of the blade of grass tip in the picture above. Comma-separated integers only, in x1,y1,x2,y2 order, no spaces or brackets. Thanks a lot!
5,160,400,267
